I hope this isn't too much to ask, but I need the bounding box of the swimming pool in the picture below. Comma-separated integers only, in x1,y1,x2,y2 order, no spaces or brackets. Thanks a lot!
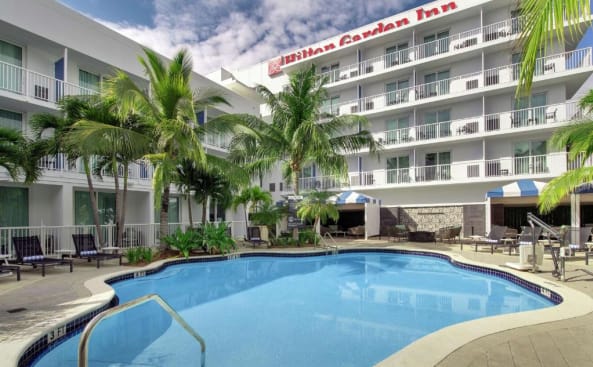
32,251,556,367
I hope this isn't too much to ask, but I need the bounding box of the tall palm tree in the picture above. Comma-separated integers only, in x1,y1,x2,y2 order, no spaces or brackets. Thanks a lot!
0,127,41,183
538,90,593,213
296,190,339,246
64,98,152,246
30,96,107,244
517,0,590,95
105,48,235,250
229,65,379,194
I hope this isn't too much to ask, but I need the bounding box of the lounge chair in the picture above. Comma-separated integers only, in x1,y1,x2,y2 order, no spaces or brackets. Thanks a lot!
0,262,20,281
471,225,508,254
12,236,73,276
246,226,267,248
393,224,410,242
71,234,123,268
504,226,543,255
347,225,365,237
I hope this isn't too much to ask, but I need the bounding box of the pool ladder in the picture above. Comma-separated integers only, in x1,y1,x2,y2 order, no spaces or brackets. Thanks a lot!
321,233,339,255
78,294,206,367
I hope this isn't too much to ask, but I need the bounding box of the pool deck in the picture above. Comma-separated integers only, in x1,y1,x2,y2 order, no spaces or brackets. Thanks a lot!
2,239,593,367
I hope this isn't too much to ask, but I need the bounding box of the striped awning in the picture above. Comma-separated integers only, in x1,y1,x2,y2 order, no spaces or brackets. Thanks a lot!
328,191,380,205
486,180,547,198
575,182,593,194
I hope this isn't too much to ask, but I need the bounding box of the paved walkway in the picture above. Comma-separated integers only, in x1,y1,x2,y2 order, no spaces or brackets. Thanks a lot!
2,240,593,366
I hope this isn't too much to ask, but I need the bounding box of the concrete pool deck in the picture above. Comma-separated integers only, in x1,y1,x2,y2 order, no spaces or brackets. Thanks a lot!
2,240,593,367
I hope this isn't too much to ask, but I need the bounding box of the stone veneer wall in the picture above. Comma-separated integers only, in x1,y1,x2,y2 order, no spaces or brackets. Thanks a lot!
398,206,464,233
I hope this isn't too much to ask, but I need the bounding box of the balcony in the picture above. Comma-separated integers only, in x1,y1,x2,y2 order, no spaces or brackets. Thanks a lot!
37,154,153,181
319,17,525,85
373,101,587,148
329,48,592,116
297,152,579,191
0,60,97,105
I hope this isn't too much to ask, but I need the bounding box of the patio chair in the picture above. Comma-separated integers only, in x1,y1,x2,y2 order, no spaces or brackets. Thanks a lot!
71,234,123,268
471,225,508,254
393,224,410,242
246,226,267,248
504,226,543,255
437,226,462,244
347,225,365,237
12,236,73,277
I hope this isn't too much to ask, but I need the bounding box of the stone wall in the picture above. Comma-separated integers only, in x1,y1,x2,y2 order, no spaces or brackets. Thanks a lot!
399,206,464,232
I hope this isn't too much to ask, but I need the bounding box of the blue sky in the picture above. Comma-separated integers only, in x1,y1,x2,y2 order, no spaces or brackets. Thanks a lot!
58,0,592,74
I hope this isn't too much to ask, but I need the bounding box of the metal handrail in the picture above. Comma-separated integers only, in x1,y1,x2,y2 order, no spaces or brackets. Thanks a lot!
78,294,206,367
527,212,565,279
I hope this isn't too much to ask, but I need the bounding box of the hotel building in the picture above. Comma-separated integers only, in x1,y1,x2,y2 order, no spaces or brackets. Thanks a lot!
0,0,592,248
217,0,593,236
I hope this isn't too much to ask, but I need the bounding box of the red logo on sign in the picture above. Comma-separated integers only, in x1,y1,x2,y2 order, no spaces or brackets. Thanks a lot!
268,57,283,76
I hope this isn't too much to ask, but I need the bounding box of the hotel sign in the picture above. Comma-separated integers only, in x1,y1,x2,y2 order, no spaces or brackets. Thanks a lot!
268,1,459,76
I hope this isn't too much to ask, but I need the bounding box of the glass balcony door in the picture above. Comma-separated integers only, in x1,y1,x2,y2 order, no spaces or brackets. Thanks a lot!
513,140,547,174
387,156,410,184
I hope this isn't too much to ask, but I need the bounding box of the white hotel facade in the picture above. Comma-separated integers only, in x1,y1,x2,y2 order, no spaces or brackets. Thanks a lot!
0,0,592,248
218,0,593,235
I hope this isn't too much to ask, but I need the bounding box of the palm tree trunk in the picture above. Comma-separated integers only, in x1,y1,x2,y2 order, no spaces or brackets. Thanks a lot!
118,162,129,249
113,158,122,247
187,193,194,228
159,186,170,251
244,204,249,239
83,157,104,246
292,171,299,240
202,198,208,225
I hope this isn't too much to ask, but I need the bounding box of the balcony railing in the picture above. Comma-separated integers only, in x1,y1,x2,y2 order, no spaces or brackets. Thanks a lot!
37,153,153,181
297,152,579,191
328,48,592,116
373,101,587,147
319,17,525,84
0,60,97,104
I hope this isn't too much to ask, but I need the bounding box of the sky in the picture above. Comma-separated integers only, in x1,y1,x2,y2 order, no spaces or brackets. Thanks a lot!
57,0,593,75
57,0,435,74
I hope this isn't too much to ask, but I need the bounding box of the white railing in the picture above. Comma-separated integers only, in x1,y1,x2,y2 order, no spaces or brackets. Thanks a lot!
319,17,524,85
567,152,593,171
0,60,98,103
37,153,154,181
331,48,592,115
0,221,248,259
202,133,231,149
298,153,572,191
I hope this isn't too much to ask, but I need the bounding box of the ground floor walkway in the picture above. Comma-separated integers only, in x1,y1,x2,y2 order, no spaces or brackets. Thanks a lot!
1,239,593,366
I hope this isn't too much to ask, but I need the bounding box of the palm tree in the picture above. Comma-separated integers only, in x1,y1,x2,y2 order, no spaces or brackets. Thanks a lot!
0,127,41,184
105,48,235,250
30,96,107,244
538,90,593,213
296,190,339,246
232,186,272,236
63,98,152,247
229,64,380,195
517,0,590,95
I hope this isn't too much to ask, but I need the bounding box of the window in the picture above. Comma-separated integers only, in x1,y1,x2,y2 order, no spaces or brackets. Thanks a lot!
385,42,409,67
75,191,116,225
0,187,28,228
419,109,450,139
422,70,450,97
386,79,409,105
322,95,340,115
0,39,23,93
511,9,522,34
512,93,547,127
386,156,410,183
321,63,340,82
0,109,22,130
269,183,276,192
279,182,283,192
424,152,451,180
423,30,449,57
385,116,410,144
514,141,547,174
79,69,100,92
512,50,544,80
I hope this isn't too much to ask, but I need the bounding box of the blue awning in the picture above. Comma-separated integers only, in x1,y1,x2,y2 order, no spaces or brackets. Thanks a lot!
328,191,380,205
486,180,547,198
575,182,593,194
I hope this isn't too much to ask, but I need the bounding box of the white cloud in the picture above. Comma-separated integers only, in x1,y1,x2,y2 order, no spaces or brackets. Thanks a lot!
97,0,420,74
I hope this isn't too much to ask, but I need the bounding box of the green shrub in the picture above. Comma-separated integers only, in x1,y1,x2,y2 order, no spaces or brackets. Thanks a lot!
298,229,318,245
202,222,235,254
125,247,153,264
164,228,201,259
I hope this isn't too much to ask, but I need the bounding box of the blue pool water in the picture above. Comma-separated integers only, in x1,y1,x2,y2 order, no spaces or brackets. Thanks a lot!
33,253,554,367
